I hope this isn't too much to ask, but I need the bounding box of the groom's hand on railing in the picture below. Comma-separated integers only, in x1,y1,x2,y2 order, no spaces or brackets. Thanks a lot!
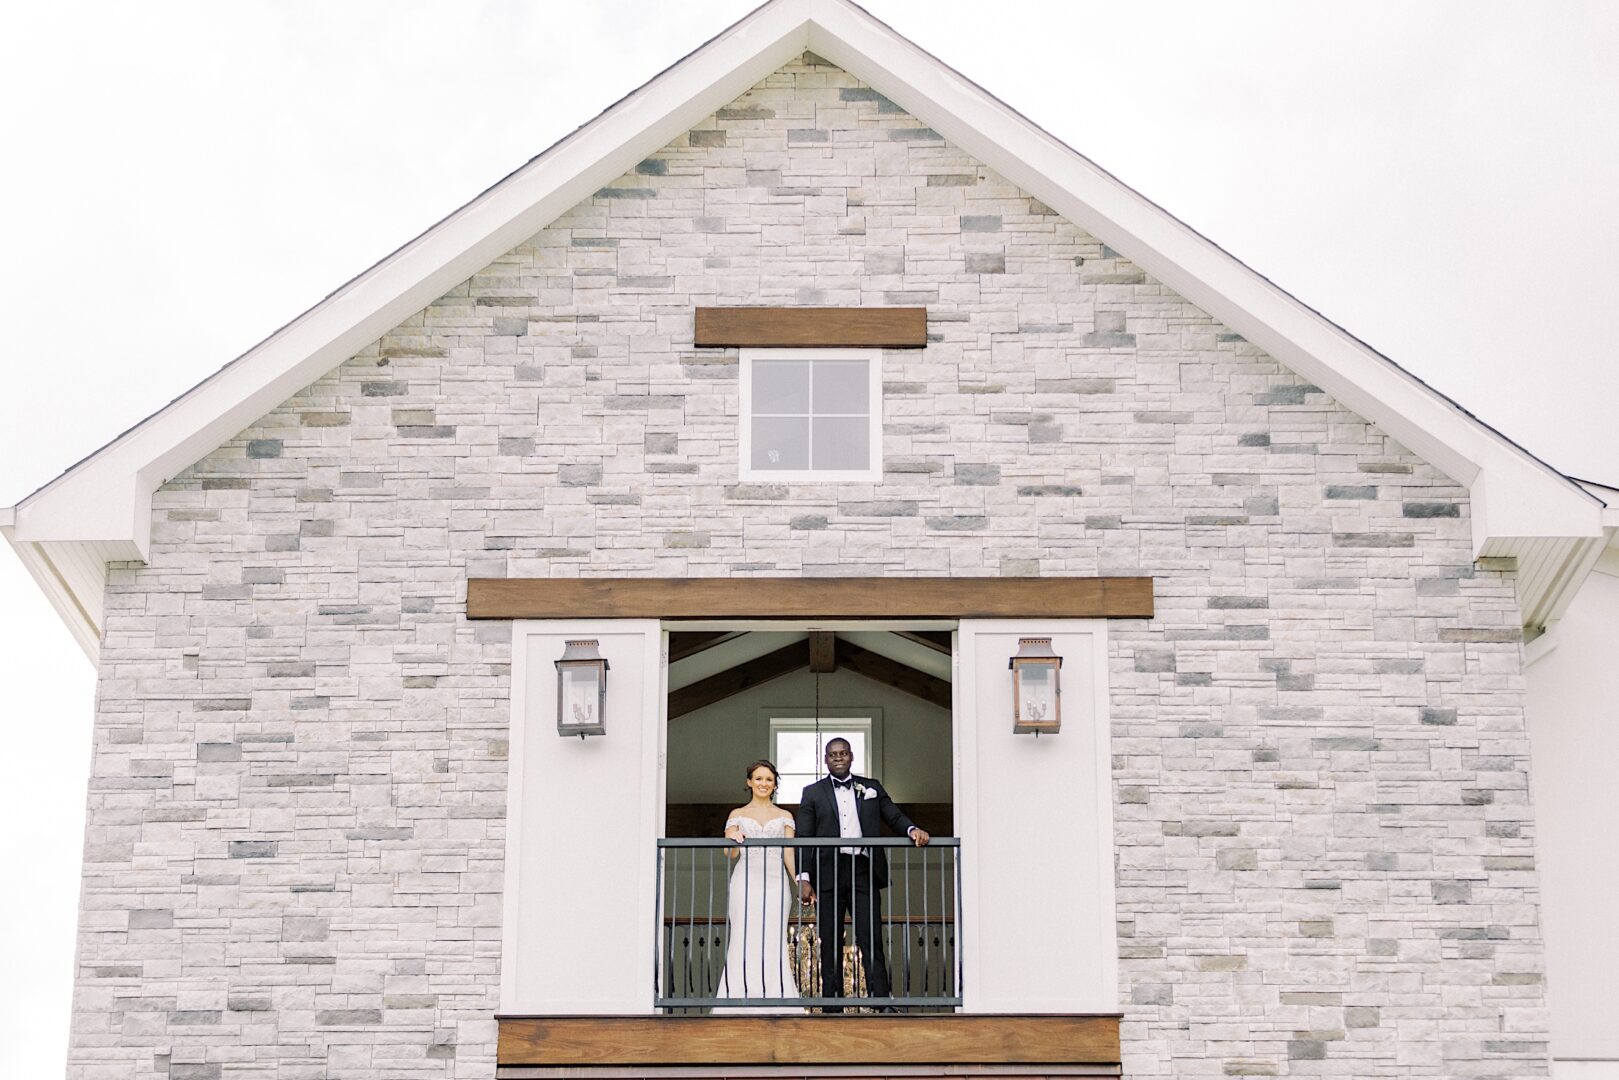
908,826,931,847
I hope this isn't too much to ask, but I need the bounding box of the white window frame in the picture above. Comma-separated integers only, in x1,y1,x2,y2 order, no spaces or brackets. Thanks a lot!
738,347,884,483
766,713,881,803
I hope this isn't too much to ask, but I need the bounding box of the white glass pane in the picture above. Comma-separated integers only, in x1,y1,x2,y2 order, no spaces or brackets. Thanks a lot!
752,416,809,470
812,359,869,414
1019,665,1056,725
779,774,817,804
561,667,600,728
775,732,819,773
753,359,810,413
811,417,871,471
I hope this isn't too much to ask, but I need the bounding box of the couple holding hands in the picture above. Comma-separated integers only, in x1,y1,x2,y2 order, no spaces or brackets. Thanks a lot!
715,737,930,1011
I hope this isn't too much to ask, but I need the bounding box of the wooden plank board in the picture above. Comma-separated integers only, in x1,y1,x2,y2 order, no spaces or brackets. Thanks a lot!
467,577,1153,620
695,306,927,348
497,1015,1121,1066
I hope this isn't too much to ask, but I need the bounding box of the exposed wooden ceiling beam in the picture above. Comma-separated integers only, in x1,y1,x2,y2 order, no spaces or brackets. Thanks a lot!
894,630,951,655
667,640,809,720
808,631,837,673
836,639,952,710
666,637,954,719
668,630,741,663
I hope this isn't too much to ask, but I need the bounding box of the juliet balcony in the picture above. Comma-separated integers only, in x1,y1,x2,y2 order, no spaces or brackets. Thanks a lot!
656,836,962,1013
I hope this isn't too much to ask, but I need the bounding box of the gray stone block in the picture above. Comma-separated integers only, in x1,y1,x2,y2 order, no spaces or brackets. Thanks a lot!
838,501,919,517
316,1009,383,1026
246,439,283,458
1325,485,1377,499
559,463,604,486
1405,501,1461,518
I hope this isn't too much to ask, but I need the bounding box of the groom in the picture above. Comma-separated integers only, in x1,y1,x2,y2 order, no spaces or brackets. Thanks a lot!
795,737,930,1010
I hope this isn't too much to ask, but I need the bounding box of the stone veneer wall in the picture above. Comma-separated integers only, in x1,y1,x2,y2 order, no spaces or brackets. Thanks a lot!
69,54,1548,1079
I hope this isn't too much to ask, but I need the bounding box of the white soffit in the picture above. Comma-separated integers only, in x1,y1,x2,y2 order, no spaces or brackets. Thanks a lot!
2,0,1607,664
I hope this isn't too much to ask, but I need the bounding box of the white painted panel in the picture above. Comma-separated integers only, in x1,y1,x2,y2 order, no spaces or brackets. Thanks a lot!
1553,1062,1619,1080
1526,570,1619,1059
501,620,663,1014
955,619,1117,1012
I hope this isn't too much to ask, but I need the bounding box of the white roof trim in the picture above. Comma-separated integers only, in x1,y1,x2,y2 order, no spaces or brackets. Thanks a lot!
2,0,1607,657
2,529,101,664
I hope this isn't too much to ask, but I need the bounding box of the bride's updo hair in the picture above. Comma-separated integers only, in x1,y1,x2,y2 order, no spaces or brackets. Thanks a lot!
744,758,780,796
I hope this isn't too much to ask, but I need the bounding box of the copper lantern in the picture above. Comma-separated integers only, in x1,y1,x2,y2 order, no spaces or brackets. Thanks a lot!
555,638,609,738
1010,636,1062,734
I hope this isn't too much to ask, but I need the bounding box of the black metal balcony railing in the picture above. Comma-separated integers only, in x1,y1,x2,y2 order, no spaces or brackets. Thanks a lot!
655,836,962,1013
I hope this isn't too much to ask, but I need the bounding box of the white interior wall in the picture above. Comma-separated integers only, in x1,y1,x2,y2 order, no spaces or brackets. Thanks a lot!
1525,565,1619,1068
667,660,953,805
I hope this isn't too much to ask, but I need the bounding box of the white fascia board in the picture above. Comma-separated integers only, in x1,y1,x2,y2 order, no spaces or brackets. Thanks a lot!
806,0,1603,553
9,0,812,558
2,529,100,664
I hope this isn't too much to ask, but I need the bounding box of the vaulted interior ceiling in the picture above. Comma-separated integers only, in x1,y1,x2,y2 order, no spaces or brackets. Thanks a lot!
666,630,951,718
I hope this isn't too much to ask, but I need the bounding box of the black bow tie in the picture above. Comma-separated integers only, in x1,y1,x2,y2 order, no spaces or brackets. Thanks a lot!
831,777,853,787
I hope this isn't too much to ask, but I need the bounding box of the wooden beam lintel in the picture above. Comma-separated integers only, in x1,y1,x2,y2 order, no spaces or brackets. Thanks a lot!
467,577,1154,621
695,306,927,348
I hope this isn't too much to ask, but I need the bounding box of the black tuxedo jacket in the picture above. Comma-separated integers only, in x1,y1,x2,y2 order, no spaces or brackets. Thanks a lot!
794,774,915,890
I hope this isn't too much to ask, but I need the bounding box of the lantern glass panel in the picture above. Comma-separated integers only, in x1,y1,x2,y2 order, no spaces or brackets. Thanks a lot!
1018,663,1057,726
560,664,601,730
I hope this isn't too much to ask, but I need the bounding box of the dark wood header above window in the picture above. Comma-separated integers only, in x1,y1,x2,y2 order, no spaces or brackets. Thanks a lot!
466,576,1154,620
694,306,927,348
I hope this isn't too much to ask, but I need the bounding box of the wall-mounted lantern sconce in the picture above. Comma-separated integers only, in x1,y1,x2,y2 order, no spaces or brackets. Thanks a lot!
556,639,609,738
1010,636,1062,735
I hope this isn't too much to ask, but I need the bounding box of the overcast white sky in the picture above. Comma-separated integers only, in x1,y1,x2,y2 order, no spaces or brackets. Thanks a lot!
2,1,1615,1072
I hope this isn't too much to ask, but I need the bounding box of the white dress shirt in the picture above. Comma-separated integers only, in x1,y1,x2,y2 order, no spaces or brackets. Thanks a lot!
831,779,865,856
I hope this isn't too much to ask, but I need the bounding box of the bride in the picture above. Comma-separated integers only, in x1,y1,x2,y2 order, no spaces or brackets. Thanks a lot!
713,759,802,1010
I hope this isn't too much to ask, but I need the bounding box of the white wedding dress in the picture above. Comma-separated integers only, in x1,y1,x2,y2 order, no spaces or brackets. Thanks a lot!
712,815,801,1010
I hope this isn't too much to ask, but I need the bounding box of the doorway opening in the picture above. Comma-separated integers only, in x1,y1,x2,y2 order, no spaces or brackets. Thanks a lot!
659,622,958,1013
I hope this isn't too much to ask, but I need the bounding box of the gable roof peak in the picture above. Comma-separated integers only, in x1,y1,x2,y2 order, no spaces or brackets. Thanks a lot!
3,0,1605,661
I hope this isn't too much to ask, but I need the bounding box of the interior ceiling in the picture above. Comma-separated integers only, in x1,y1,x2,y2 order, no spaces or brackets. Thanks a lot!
666,630,952,718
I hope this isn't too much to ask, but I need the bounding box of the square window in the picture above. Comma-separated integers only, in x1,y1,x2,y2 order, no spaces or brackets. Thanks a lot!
740,349,882,482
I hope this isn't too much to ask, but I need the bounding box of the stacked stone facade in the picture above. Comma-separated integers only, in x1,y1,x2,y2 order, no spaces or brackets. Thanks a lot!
70,55,1547,1077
